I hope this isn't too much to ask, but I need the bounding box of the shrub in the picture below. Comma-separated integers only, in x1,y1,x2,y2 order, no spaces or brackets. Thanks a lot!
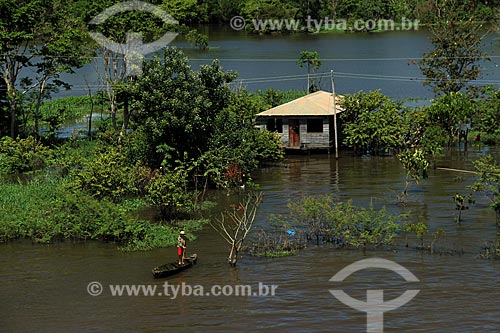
0,178,205,251
279,195,403,250
70,148,137,202
146,167,195,220
0,136,50,174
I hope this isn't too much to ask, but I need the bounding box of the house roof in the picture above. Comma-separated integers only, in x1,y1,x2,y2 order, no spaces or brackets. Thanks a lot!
256,90,344,117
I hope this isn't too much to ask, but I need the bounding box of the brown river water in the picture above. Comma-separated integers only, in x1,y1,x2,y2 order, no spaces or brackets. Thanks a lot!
2,147,500,333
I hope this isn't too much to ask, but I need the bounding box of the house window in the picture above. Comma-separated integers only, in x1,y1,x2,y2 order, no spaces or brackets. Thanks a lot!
307,119,323,133
276,119,283,133
266,119,276,131
266,119,283,133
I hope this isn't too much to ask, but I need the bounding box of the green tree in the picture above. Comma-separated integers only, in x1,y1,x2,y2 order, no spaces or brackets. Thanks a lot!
242,0,299,22
206,0,244,22
426,91,474,146
470,155,500,225
161,0,208,24
341,90,407,154
419,0,490,95
203,92,283,187
341,204,400,251
0,136,50,174
130,48,237,168
86,0,175,130
0,0,89,138
146,166,194,220
403,221,428,248
387,0,414,20
474,87,500,141
452,192,474,224
26,0,90,137
403,106,446,162
285,195,402,250
260,88,284,107
297,50,321,93
186,29,209,50
397,148,429,196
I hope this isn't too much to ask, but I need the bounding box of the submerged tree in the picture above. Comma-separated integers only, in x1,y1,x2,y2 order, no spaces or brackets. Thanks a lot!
474,87,500,141
470,155,500,225
453,192,474,224
210,191,263,266
341,90,407,154
397,148,429,198
419,0,490,95
425,91,474,146
146,166,194,221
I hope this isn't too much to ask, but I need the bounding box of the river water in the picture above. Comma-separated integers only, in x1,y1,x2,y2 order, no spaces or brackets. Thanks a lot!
5,26,500,332
2,146,500,332
59,27,500,100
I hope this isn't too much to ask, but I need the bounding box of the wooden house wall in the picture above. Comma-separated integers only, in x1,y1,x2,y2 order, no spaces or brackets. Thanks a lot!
256,116,334,149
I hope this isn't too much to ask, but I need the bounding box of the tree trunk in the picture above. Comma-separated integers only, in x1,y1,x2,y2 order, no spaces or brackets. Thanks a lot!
5,60,19,138
34,78,48,138
228,243,238,266
88,87,94,140
110,97,117,130
331,0,339,19
403,177,410,195
120,95,129,136
9,99,17,138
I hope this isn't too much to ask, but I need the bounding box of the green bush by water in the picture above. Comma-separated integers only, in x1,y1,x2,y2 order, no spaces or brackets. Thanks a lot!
0,178,206,250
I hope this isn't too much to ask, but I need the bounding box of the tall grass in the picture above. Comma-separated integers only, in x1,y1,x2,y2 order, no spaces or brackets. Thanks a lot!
0,177,205,250
39,95,109,122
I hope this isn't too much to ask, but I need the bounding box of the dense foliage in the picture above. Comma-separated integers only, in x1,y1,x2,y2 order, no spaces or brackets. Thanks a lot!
0,47,285,249
130,48,237,167
0,136,50,174
272,195,403,250
474,87,500,143
129,49,283,188
470,155,500,224
162,0,499,24
340,90,407,154
0,177,205,250
419,0,491,95
0,0,90,138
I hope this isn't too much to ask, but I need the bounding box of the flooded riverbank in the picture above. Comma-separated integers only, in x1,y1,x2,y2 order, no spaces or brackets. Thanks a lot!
2,148,500,332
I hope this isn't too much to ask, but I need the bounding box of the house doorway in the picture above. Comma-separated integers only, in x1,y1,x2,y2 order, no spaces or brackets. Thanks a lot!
288,119,300,147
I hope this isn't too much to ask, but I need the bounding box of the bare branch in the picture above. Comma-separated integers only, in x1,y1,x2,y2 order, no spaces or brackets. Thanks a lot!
210,191,264,266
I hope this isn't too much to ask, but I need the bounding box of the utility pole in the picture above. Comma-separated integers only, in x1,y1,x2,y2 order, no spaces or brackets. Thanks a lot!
331,70,339,159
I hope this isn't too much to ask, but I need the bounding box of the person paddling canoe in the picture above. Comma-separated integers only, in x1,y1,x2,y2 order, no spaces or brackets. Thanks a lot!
177,231,187,265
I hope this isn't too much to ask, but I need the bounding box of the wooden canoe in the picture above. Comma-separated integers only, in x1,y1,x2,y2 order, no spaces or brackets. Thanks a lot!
152,254,198,278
